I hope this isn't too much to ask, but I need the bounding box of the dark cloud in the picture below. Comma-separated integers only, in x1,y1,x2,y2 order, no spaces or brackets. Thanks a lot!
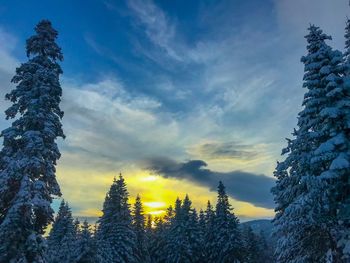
146,157,275,209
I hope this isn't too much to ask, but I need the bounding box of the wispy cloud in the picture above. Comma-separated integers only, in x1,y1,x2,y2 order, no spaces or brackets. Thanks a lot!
126,0,183,61
188,141,263,161
60,77,181,172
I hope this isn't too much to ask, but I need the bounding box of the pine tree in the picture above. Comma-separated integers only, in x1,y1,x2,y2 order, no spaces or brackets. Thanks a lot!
256,231,274,263
164,197,190,263
146,214,153,231
96,175,138,263
0,20,64,262
183,196,203,262
198,209,206,253
241,226,260,263
204,200,216,262
212,182,241,263
133,195,150,262
74,218,81,236
46,201,78,263
318,18,350,262
163,196,203,263
148,216,167,263
272,25,349,262
76,220,97,263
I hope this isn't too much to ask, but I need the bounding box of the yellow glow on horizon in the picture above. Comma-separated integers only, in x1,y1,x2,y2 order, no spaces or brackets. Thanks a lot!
144,201,166,208
140,175,158,182
148,210,166,215
56,164,274,221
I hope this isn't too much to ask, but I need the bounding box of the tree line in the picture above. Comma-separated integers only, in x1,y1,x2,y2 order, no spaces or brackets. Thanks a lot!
45,174,273,263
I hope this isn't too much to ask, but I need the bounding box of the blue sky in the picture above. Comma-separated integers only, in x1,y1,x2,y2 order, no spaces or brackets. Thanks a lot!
0,0,349,220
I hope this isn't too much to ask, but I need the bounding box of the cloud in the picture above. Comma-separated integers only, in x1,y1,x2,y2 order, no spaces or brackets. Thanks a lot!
59,77,184,172
189,141,262,160
146,157,275,209
127,0,183,61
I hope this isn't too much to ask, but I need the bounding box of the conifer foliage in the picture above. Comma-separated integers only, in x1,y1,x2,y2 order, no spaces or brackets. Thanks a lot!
96,174,138,263
272,24,350,263
211,182,241,262
0,20,64,263
76,220,97,263
133,194,150,263
46,201,78,263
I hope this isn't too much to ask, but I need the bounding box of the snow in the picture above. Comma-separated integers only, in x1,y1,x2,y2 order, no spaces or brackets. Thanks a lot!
330,154,350,170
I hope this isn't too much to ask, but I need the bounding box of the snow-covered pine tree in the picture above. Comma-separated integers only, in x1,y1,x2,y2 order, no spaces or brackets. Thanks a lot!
163,205,174,227
145,214,156,262
164,195,207,263
182,195,203,262
74,218,81,236
132,194,150,262
198,209,206,251
316,18,350,262
335,16,350,261
96,174,138,263
204,200,216,262
272,25,349,262
148,216,167,263
76,220,97,263
241,225,260,263
212,182,241,263
0,20,64,262
148,206,174,263
46,201,78,263
256,230,274,263
164,197,190,263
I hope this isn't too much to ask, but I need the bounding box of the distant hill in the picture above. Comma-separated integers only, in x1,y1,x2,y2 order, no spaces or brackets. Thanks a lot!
242,219,273,235
241,219,276,246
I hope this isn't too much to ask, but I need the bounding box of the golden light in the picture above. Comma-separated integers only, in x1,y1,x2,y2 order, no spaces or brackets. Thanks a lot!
57,165,274,222
144,201,166,208
140,175,158,182
148,210,166,215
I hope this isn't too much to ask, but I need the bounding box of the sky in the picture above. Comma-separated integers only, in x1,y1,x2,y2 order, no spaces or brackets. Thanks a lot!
0,0,349,222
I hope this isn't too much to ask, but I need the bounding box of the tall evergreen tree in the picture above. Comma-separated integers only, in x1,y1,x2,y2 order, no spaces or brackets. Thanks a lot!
211,182,241,263
318,17,350,262
241,226,261,263
46,201,78,263
182,195,202,262
198,208,206,251
96,175,138,263
133,194,150,262
164,197,190,263
204,200,216,262
148,216,167,263
272,25,349,262
76,220,97,263
0,20,64,262
163,195,205,263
